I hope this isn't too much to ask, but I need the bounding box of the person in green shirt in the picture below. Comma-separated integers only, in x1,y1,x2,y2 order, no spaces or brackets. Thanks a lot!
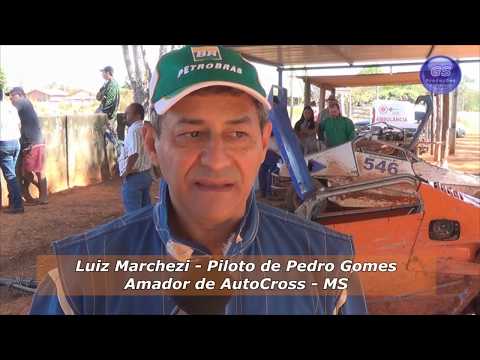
96,66,120,147
318,101,356,148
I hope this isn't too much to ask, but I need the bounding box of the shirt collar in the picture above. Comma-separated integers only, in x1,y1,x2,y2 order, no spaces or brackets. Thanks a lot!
153,180,259,260
128,120,143,130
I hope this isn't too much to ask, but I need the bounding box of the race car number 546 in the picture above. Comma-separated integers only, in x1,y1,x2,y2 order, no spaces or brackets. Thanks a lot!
363,157,399,175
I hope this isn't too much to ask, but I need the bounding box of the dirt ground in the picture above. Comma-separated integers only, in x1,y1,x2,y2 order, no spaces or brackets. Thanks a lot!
0,178,160,315
1,135,478,315
421,134,480,175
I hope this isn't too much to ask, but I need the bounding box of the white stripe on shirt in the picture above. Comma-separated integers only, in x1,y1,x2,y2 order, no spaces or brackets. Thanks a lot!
118,120,151,176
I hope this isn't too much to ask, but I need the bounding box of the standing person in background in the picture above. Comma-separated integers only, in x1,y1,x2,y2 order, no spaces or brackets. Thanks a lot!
294,105,318,154
319,101,356,149
118,103,152,213
0,87,24,213
318,94,338,127
317,94,339,149
96,66,121,151
5,87,48,205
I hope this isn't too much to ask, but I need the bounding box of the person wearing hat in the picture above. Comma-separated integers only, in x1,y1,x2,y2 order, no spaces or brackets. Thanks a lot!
316,94,339,146
96,66,120,150
30,46,367,315
5,86,48,205
0,87,24,213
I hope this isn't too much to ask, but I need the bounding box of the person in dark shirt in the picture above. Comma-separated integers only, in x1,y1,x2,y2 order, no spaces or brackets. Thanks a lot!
294,105,318,154
5,87,48,205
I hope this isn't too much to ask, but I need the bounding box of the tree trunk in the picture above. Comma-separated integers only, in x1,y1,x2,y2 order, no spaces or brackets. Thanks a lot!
123,45,183,112
122,45,150,110
122,45,136,89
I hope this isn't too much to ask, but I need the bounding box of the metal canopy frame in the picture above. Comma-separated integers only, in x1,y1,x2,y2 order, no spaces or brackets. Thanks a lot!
225,45,480,88
276,59,479,88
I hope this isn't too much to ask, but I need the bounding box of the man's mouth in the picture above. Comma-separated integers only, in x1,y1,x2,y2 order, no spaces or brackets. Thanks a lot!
193,180,235,192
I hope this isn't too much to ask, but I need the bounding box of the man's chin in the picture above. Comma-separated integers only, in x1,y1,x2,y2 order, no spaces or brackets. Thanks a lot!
189,195,247,222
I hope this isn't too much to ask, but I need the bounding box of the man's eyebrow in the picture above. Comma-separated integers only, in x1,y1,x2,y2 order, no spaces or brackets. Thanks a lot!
175,116,253,126
176,118,204,126
225,116,252,125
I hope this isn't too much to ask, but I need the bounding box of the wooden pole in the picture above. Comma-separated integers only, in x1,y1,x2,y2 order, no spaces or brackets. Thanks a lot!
434,94,442,162
440,93,450,166
340,92,345,115
304,78,311,106
430,93,435,155
449,88,458,155
319,87,326,109
348,91,352,117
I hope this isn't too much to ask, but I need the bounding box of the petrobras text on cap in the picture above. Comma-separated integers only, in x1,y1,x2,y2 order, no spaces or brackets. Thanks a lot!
177,62,243,79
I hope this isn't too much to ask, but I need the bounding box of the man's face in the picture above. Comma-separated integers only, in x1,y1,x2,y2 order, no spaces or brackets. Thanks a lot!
9,93,22,106
125,105,137,125
328,104,340,117
152,91,271,224
102,72,109,81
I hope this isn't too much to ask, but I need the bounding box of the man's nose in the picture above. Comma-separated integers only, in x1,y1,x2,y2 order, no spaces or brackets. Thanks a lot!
200,137,232,171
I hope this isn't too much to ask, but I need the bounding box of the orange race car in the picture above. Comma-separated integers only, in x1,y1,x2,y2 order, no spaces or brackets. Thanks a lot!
298,175,480,314
268,86,480,314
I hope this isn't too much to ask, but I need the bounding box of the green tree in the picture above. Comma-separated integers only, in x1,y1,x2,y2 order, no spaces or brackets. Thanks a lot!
0,66,6,90
351,67,428,105
457,74,480,112
359,67,383,75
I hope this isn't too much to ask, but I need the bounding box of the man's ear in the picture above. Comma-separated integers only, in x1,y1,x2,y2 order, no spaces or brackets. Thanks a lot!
141,123,161,167
260,121,272,157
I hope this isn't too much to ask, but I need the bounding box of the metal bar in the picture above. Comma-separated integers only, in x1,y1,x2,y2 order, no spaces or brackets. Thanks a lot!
314,203,420,219
316,174,419,197
295,174,420,220
277,67,283,88
280,59,480,72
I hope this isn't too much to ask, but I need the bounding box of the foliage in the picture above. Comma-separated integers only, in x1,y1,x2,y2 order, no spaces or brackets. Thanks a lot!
0,66,6,90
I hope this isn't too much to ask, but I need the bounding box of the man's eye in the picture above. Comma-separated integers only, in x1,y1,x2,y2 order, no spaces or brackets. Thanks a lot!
178,131,200,138
189,131,200,138
230,131,248,139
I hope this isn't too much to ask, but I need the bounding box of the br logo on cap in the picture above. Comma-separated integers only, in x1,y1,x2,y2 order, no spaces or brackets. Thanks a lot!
191,46,222,62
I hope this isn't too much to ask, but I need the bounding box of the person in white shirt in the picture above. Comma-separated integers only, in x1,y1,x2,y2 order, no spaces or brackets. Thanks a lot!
118,103,152,213
0,88,24,213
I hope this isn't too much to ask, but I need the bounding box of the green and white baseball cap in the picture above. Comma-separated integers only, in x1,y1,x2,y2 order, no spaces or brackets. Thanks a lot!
150,45,271,115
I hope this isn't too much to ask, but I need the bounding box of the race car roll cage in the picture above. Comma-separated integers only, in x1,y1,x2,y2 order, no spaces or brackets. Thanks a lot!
267,86,426,222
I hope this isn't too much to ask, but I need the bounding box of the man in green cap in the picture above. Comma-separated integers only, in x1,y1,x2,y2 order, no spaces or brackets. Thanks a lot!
30,46,366,315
